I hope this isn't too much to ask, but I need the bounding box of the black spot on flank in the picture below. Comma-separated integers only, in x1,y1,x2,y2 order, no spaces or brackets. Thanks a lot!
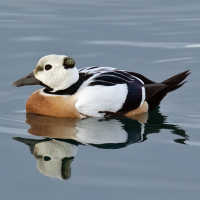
45,64,52,70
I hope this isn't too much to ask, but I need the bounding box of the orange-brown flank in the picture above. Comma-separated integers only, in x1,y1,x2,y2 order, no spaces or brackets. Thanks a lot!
125,101,148,116
26,90,81,118
26,90,148,118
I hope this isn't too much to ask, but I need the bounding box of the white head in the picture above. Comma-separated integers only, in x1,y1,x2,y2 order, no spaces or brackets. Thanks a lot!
34,54,79,92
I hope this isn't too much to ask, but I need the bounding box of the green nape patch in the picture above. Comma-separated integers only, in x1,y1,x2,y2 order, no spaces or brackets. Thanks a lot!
63,57,75,69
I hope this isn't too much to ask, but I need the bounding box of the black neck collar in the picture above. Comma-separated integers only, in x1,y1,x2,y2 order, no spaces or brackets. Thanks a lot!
43,79,82,95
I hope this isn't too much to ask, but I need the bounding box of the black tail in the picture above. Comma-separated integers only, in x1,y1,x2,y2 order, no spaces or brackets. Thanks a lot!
146,70,190,110
161,70,190,93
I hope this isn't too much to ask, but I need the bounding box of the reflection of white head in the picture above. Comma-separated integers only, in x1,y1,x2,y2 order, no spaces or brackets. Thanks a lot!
34,140,78,179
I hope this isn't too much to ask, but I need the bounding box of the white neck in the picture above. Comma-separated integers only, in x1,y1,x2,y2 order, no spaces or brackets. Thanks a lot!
51,67,79,92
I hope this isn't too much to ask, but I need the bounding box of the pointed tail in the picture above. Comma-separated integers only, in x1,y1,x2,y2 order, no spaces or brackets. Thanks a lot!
161,70,190,93
146,70,190,110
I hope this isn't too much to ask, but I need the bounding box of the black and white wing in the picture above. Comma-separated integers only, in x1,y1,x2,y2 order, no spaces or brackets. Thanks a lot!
77,67,190,116
76,66,145,117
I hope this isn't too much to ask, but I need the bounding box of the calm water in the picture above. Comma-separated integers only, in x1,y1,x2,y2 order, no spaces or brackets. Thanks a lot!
0,0,200,199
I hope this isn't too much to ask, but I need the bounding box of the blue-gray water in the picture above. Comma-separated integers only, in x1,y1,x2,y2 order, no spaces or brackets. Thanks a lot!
0,0,200,199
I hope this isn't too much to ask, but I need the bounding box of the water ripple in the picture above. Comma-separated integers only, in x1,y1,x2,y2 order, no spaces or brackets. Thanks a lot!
0,126,27,135
0,116,25,123
86,40,200,49
154,57,194,63
12,36,57,42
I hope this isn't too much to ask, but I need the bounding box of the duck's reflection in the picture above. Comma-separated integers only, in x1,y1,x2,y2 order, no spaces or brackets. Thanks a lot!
13,108,187,180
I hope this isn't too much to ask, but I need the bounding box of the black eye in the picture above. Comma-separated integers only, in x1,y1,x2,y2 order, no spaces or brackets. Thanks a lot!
45,64,52,70
44,156,51,161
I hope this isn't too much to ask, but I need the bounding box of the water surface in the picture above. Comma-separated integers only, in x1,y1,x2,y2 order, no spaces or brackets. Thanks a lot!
0,0,200,199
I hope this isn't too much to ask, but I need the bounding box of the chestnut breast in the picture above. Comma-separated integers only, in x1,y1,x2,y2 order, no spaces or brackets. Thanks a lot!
26,89,81,118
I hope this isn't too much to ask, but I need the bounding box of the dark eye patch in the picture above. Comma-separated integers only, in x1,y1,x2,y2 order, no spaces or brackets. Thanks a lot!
45,64,52,70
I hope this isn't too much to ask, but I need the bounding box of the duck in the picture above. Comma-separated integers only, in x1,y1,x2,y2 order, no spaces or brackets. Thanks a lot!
13,54,190,118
